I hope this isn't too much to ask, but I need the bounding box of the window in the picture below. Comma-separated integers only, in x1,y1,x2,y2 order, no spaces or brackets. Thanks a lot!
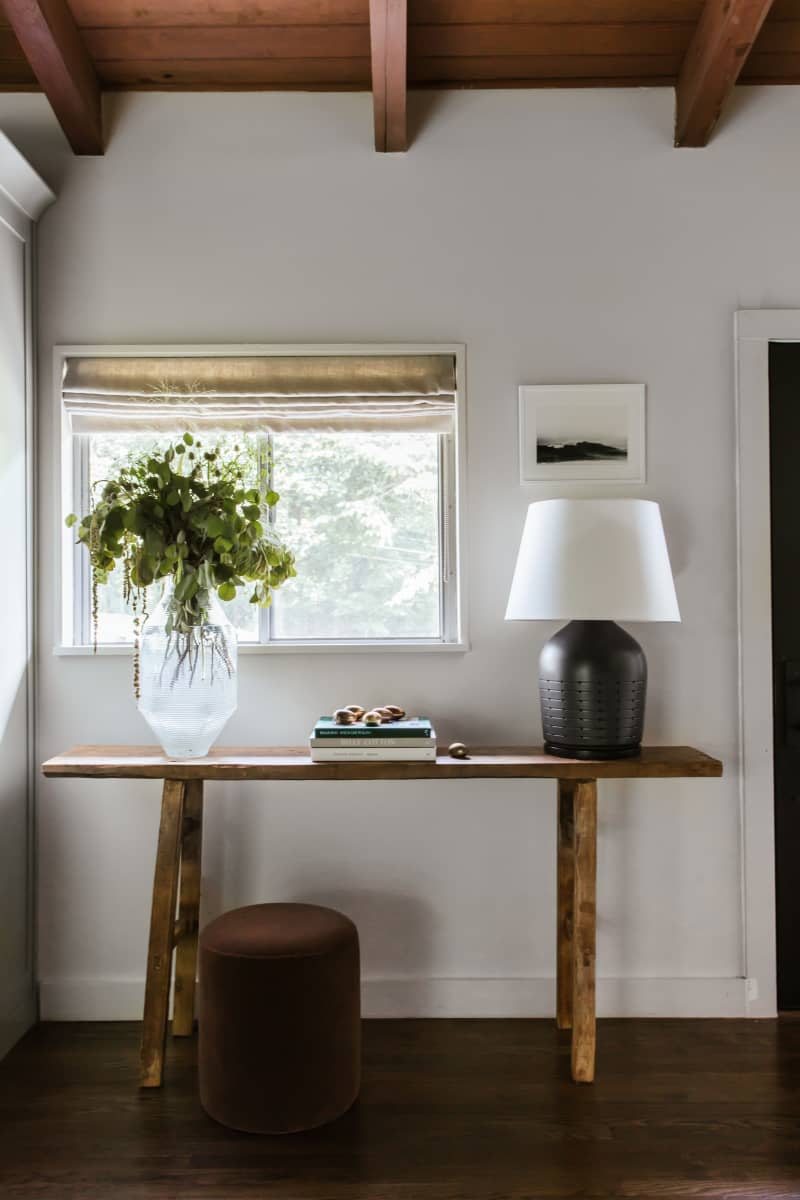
59,347,463,650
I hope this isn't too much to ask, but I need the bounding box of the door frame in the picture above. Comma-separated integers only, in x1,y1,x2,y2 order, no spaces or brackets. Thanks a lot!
0,133,53,1056
733,308,800,1017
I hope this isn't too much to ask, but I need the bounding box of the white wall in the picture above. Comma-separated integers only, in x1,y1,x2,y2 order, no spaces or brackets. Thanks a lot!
4,83,793,1019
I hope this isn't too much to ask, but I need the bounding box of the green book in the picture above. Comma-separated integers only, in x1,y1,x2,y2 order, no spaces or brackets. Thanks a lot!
313,717,434,739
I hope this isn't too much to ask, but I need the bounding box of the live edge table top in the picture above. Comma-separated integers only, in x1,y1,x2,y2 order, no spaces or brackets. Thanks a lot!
42,745,723,782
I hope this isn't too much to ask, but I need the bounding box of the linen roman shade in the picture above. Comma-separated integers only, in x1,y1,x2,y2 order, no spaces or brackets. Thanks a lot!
62,354,457,434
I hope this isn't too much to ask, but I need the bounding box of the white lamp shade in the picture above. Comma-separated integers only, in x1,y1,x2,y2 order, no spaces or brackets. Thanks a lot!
505,499,680,622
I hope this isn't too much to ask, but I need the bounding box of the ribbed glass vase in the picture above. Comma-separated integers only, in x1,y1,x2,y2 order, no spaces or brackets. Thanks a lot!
137,578,238,759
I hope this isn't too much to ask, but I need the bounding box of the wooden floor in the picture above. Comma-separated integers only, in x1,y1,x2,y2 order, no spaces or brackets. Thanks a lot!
1,1019,799,1199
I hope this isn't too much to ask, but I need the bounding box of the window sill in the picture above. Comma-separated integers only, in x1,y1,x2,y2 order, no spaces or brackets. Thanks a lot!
53,640,470,657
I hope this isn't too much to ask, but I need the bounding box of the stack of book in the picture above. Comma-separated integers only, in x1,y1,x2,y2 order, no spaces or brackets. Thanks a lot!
309,717,437,762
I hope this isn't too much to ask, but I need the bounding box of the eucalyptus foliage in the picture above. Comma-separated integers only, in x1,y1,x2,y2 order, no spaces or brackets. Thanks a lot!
66,433,296,682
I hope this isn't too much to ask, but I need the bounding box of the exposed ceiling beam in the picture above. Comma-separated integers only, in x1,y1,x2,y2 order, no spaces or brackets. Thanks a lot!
369,0,407,152
2,0,103,154
675,0,776,147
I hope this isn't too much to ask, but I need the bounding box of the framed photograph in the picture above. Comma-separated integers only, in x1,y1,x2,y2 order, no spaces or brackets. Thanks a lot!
519,383,646,484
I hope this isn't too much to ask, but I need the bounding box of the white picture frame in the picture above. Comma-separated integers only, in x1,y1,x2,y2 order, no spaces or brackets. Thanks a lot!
519,383,646,484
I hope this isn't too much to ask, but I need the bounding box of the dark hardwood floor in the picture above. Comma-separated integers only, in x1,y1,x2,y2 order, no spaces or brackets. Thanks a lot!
1,1019,799,1198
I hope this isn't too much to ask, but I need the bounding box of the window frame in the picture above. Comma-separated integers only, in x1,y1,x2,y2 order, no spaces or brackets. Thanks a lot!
55,342,467,655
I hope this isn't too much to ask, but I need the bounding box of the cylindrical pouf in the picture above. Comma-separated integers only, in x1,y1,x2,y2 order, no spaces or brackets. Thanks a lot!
199,903,360,1134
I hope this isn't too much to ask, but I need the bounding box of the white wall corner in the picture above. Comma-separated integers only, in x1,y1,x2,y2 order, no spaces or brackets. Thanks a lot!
0,130,54,222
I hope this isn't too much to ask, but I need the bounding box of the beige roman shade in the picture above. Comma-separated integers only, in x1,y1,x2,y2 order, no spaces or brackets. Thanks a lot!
62,354,457,434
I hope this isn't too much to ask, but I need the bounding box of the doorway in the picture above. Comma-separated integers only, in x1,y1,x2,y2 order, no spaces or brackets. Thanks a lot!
769,342,800,1008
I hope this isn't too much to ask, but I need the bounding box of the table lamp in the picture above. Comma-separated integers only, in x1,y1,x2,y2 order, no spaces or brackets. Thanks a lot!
505,499,680,759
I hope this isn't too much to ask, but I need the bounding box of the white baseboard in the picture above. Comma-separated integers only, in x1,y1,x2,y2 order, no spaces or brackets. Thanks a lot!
364,975,752,1018
0,972,36,1060
39,974,754,1022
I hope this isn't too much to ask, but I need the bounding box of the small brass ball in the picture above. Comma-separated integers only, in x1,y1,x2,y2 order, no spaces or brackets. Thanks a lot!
448,742,469,759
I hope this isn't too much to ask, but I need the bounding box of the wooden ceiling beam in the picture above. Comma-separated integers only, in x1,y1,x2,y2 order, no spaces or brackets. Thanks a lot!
2,0,103,154
675,0,776,147
369,0,407,152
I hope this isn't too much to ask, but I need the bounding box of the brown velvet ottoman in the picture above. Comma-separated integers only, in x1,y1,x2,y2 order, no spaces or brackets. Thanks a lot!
198,902,360,1134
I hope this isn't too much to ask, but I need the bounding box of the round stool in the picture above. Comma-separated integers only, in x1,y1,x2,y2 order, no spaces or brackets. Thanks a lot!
198,902,360,1134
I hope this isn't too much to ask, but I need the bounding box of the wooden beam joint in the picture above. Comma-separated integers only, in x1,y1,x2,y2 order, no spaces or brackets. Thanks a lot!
369,0,407,153
675,0,776,147
181,814,200,840
173,916,195,945
3,0,103,155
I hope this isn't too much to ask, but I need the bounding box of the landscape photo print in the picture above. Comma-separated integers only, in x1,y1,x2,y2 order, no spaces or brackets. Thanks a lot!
519,383,645,482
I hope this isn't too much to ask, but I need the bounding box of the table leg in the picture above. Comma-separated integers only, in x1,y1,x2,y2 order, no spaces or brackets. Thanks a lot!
556,779,576,1030
140,778,185,1088
172,780,204,1037
571,778,598,1084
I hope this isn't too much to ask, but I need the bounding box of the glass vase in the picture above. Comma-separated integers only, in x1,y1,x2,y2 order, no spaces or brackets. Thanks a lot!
137,578,237,759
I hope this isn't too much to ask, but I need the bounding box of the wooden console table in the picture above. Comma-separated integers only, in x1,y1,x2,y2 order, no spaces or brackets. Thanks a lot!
42,745,722,1089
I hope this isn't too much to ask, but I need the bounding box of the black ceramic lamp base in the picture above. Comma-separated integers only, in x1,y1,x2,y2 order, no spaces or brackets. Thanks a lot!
539,620,647,760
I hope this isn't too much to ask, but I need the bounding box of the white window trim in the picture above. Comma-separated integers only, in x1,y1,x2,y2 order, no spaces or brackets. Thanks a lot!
54,342,468,655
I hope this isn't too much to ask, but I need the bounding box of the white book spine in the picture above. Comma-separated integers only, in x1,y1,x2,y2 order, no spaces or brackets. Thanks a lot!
309,737,433,748
309,745,437,762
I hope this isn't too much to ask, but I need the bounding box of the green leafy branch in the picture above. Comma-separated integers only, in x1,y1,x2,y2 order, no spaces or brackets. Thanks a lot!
66,433,296,660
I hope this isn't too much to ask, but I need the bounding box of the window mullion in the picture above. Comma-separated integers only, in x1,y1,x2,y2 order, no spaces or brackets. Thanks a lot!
73,433,91,646
258,433,274,645
440,432,457,643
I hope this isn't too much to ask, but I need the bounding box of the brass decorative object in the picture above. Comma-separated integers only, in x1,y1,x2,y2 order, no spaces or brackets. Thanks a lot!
333,703,407,725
